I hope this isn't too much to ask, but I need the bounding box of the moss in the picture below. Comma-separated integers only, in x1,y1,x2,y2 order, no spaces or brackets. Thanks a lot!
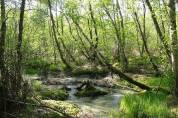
32,81,69,100
75,86,108,97
41,100,80,117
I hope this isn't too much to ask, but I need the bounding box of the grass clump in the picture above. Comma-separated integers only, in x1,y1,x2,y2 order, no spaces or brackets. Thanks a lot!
117,92,173,118
32,80,44,91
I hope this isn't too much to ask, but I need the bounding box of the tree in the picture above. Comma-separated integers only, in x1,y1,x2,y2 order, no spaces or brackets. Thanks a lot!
133,11,160,75
16,0,26,94
48,0,71,69
103,2,128,70
145,0,171,63
0,0,6,80
168,0,178,96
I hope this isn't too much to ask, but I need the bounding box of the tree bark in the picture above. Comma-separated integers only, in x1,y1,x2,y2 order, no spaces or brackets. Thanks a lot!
0,0,6,80
168,0,178,96
0,0,7,117
16,0,26,93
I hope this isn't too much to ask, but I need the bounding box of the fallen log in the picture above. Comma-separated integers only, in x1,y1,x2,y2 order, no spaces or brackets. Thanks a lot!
97,52,152,90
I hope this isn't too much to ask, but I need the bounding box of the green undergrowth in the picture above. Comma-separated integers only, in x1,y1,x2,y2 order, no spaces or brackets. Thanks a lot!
24,59,61,75
72,67,109,77
110,91,177,118
128,56,161,73
110,72,178,118
32,81,69,100
119,72,174,92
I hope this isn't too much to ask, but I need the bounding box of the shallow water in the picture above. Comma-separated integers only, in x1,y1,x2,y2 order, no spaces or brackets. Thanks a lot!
66,85,126,118
67,90,123,118
25,75,129,118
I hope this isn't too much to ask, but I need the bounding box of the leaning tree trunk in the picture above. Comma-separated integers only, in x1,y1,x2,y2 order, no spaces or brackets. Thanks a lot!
103,4,128,70
168,0,178,97
133,12,160,75
48,0,71,69
145,0,171,63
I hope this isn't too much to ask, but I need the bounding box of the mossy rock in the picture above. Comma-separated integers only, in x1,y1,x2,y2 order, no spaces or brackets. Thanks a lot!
40,88,69,100
41,100,80,117
75,86,108,97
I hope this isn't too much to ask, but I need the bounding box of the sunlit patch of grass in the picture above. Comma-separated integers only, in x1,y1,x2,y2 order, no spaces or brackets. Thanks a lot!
111,91,174,118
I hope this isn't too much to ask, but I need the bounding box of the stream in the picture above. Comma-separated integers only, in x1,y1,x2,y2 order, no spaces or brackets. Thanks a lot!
25,75,131,118
67,85,124,118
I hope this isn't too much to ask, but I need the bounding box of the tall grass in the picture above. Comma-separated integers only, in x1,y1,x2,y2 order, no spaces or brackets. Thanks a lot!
119,92,172,118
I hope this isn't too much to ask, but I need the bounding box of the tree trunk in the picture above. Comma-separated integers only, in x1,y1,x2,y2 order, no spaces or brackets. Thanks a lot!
0,0,7,117
48,0,71,69
16,0,26,94
168,0,178,97
145,0,171,62
133,12,160,75
103,4,128,70
0,0,6,80
89,2,99,63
